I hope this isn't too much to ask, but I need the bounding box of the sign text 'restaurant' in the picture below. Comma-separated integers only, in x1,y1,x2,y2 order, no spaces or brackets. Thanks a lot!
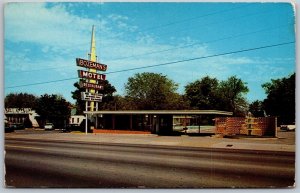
79,80,104,90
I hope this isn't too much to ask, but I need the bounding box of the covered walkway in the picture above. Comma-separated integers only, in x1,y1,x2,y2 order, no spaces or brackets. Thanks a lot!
84,110,233,134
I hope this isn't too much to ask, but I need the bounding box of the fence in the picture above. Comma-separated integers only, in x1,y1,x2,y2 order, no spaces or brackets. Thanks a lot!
215,117,277,137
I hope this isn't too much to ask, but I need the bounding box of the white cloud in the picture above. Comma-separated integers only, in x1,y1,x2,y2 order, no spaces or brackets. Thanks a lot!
5,3,98,50
6,2,292,103
108,14,128,21
136,34,156,45
106,13,138,33
42,46,50,53
5,51,31,71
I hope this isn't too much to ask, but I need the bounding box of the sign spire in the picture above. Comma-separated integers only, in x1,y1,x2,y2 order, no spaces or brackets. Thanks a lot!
76,25,108,134
90,25,97,62
88,25,97,112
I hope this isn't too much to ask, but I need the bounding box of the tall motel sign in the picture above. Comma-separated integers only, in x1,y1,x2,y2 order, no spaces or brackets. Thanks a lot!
76,25,107,134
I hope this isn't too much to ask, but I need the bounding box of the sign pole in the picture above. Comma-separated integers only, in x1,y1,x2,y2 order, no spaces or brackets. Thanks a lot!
76,26,108,135
85,114,88,135
95,102,98,129
85,101,88,135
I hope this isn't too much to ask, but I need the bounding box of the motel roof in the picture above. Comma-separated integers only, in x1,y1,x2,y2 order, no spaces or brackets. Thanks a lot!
84,110,233,116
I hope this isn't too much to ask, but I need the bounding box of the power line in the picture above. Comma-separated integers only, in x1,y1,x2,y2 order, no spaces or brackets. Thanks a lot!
58,5,249,50
5,77,77,89
104,41,295,75
142,6,278,40
7,5,287,74
9,23,293,74
135,4,249,33
104,4,249,41
5,41,294,89
108,23,293,62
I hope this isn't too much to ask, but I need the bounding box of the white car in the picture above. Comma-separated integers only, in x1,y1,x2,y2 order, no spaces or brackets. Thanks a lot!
280,124,295,131
44,123,54,130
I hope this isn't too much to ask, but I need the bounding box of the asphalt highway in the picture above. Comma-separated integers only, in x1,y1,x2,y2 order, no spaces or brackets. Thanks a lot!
5,138,295,188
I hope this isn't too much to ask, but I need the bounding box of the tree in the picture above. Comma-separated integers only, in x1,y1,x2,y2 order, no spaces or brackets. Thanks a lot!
262,73,295,124
97,80,117,110
185,76,220,110
71,80,117,113
249,100,265,117
184,76,248,115
5,92,37,108
35,94,71,128
125,72,188,110
71,82,85,114
112,95,138,110
218,76,249,116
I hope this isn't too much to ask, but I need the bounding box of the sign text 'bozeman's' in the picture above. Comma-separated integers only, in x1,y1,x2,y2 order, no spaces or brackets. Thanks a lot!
76,58,107,71
78,70,106,81
79,80,104,90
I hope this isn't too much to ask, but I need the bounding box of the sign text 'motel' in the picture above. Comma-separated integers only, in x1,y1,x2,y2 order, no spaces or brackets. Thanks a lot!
76,58,107,71
78,70,106,81
79,80,104,90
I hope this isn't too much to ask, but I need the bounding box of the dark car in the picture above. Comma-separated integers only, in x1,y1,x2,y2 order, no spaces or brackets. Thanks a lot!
5,122,18,133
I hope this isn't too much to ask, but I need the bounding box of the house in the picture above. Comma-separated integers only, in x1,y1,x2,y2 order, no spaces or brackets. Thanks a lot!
69,115,85,126
4,108,40,128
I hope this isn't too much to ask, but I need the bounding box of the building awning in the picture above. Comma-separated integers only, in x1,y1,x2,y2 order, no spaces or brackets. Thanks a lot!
84,110,233,116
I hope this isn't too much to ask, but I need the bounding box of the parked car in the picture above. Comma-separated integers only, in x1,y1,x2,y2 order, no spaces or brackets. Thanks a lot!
5,122,24,132
5,122,15,133
61,125,72,133
280,124,296,131
44,123,54,130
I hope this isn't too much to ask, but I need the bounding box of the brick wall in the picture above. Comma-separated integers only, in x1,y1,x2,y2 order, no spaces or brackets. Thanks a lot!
215,117,277,137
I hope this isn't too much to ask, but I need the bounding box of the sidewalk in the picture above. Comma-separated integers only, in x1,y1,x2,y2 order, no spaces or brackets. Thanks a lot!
5,130,295,152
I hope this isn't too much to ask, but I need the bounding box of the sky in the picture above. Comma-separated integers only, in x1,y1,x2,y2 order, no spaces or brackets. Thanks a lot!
4,1,296,104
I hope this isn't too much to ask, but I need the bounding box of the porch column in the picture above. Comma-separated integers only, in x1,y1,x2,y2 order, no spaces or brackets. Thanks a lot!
112,115,115,130
130,115,133,130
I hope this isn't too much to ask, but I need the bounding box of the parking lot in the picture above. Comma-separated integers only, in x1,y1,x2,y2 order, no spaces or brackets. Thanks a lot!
5,126,295,152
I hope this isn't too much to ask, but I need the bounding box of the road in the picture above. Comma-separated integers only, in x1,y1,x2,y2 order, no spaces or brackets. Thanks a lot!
5,138,295,188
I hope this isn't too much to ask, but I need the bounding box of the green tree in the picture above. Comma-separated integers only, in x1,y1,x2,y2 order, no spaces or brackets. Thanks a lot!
71,82,85,114
112,95,138,110
262,73,295,124
184,76,248,115
218,76,249,116
98,80,117,110
35,94,71,128
249,100,265,117
5,92,37,108
125,72,188,110
185,76,220,110
71,80,117,113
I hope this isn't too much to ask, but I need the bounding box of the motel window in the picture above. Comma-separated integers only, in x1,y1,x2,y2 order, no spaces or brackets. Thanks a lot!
72,118,74,123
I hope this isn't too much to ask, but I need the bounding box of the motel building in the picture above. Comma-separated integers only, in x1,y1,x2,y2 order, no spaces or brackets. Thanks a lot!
70,26,277,137
81,110,233,135
71,26,233,135
72,26,235,135
70,110,277,137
